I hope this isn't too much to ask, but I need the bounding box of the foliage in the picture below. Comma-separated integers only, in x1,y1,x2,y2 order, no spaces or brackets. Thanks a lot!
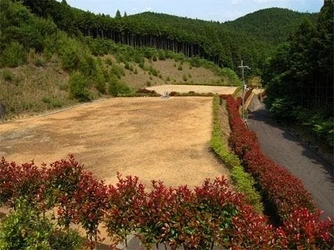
2,69,13,82
0,199,83,250
0,0,57,56
169,91,214,97
110,64,125,79
263,1,333,148
0,155,332,249
108,76,132,97
104,174,146,246
68,71,91,102
224,7,317,45
0,158,44,207
223,95,316,222
211,96,263,213
135,88,160,97
278,207,334,249
0,42,27,67
19,0,317,72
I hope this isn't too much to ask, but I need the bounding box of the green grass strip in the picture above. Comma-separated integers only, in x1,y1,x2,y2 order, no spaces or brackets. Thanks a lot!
211,95,263,213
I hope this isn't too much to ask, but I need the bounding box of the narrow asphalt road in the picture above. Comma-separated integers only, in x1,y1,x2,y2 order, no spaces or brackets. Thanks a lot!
247,105,334,219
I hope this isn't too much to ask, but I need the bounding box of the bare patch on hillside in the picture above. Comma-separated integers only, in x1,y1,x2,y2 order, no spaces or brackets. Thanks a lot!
121,59,224,88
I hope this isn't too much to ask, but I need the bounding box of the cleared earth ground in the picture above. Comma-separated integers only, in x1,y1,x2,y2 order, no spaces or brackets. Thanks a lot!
0,86,236,187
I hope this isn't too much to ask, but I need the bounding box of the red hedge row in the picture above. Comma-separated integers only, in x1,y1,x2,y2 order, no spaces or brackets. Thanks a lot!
1,155,333,249
223,94,317,220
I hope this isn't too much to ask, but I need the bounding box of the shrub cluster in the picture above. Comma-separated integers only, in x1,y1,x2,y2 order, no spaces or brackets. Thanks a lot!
0,199,83,250
135,88,160,97
1,155,333,249
223,95,317,221
169,91,215,97
211,96,263,213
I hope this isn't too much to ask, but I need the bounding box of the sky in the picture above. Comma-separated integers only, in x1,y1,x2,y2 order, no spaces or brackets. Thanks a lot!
61,0,323,22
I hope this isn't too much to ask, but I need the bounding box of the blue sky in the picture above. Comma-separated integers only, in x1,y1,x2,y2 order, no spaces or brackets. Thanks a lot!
62,0,323,22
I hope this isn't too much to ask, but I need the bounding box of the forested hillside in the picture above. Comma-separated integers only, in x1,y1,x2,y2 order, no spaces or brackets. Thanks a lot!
224,8,318,45
0,0,242,118
263,0,333,149
18,0,316,72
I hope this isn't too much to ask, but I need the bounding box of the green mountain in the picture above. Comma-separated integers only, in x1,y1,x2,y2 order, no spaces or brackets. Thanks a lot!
224,8,318,45
17,0,318,71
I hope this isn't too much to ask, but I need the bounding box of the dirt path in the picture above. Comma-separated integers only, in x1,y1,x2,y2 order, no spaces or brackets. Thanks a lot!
247,105,334,219
0,96,230,188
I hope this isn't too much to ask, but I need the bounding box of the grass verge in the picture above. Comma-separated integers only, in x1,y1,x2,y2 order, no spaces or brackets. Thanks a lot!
211,95,263,213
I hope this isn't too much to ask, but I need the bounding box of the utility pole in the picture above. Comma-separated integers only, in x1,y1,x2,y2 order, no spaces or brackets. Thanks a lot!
238,60,251,121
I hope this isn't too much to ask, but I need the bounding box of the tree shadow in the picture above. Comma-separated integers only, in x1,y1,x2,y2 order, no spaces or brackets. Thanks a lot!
247,107,334,219
248,107,333,180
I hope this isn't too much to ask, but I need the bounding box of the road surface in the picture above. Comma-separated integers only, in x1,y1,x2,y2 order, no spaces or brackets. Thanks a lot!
247,105,334,219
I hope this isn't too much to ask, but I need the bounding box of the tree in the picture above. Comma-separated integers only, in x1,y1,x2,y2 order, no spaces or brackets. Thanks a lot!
115,9,121,18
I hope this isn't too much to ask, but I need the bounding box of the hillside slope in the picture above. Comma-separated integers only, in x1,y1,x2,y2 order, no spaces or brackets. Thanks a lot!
20,0,318,71
224,8,317,45
0,0,241,119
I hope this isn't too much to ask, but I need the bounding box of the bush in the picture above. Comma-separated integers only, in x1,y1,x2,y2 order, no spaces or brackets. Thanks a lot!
0,42,27,67
110,64,125,79
34,56,47,67
2,69,13,81
108,76,131,97
0,155,332,249
92,63,106,94
211,96,263,213
177,64,183,71
42,96,64,108
68,71,91,102
158,50,166,60
105,58,112,66
0,199,83,250
149,66,158,76
224,95,316,221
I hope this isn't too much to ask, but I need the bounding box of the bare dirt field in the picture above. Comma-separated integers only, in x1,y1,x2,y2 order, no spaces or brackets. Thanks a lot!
0,91,234,188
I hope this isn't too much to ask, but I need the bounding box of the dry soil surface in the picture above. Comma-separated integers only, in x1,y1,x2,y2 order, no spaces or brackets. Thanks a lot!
0,93,233,188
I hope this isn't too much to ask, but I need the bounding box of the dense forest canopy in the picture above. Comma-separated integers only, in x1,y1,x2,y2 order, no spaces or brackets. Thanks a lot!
15,0,317,72
263,0,333,148
224,8,318,45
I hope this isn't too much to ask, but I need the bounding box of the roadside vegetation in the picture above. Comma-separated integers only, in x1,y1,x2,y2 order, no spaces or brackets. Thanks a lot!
0,154,333,249
211,96,263,213
262,0,333,150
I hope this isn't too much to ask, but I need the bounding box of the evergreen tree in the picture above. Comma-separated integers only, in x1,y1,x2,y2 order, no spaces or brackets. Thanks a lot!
115,9,121,18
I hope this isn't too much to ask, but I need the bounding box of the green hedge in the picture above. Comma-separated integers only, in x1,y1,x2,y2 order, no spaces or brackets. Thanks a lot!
211,96,263,213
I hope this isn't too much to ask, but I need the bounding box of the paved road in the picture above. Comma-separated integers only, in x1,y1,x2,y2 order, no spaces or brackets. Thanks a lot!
247,105,334,219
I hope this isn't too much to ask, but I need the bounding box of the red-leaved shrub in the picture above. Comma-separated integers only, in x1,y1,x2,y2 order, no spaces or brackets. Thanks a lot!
1,151,332,249
223,95,316,220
